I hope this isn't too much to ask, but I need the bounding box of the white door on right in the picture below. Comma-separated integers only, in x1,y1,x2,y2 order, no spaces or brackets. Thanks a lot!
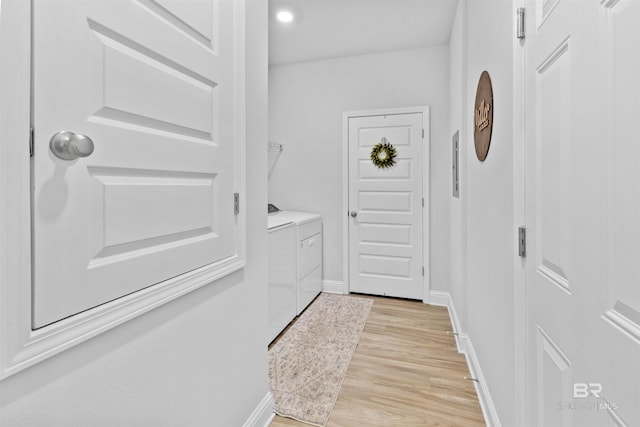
524,0,640,425
348,112,425,300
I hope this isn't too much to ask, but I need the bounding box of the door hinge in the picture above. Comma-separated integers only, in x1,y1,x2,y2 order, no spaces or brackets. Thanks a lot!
452,130,460,198
518,226,526,257
422,129,425,139
234,192,240,215
29,127,34,157
516,8,525,39
422,266,425,276
422,197,424,207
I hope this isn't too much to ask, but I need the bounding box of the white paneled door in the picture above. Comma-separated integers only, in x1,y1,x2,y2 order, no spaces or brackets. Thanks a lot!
348,112,425,299
524,0,640,425
32,0,242,328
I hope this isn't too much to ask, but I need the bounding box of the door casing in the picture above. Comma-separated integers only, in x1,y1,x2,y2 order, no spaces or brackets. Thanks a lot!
0,0,246,380
513,0,527,425
342,106,430,302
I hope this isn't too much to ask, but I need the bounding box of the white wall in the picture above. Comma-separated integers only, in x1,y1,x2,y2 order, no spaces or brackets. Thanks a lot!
448,0,516,425
269,46,450,291
0,1,271,425
449,0,468,331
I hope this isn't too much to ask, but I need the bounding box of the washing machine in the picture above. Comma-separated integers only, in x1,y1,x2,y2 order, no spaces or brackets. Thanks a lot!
270,210,323,315
267,216,296,344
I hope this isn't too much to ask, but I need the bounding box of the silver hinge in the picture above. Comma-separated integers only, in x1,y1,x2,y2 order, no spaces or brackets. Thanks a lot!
518,226,526,257
422,266,425,276
422,197,424,207
452,130,459,198
29,127,34,157
422,129,425,139
234,193,240,215
516,8,525,39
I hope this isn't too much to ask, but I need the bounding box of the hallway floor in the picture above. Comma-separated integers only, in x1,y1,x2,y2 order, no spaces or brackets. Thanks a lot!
270,294,485,426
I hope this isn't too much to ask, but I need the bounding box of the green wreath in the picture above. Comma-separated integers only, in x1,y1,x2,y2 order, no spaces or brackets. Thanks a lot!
370,138,397,169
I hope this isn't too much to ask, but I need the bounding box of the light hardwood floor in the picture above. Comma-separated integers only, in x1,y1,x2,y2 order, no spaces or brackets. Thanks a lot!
270,294,485,427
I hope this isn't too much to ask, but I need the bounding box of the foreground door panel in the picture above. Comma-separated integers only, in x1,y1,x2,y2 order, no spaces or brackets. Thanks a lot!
524,0,640,425
32,0,241,328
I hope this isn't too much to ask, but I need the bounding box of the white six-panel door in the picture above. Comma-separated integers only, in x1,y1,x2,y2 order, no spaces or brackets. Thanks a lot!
32,0,241,328
524,0,640,425
348,112,424,300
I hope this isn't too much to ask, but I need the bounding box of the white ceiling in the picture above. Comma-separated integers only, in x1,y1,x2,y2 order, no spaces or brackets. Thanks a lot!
268,0,459,66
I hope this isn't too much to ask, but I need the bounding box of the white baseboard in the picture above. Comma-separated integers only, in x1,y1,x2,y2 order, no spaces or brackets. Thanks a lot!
242,392,275,427
428,290,464,353
428,291,501,427
461,335,501,427
322,280,346,294
426,290,450,308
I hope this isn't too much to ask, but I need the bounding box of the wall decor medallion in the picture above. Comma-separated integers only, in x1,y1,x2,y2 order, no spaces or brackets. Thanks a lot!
473,70,494,161
370,137,397,169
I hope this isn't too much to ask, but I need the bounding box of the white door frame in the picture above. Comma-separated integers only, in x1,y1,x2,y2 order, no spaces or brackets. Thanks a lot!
512,0,527,421
0,0,246,380
342,106,430,302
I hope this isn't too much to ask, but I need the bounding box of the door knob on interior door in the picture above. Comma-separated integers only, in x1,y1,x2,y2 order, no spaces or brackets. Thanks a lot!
350,211,358,218
49,131,95,160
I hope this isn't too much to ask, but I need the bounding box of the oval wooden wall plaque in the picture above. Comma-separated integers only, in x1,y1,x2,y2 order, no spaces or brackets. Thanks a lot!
473,71,493,161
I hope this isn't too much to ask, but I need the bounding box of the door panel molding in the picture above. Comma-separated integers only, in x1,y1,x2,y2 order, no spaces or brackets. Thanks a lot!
603,0,640,345
536,326,572,427
603,304,640,344
137,0,219,52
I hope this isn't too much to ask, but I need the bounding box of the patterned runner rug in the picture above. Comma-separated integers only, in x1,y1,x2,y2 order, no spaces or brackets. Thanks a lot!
268,293,374,426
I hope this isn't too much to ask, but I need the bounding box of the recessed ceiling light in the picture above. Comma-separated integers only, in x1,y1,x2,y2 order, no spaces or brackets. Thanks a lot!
276,10,294,23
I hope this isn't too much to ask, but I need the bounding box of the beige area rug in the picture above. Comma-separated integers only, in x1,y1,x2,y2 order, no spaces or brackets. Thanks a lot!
268,293,373,426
